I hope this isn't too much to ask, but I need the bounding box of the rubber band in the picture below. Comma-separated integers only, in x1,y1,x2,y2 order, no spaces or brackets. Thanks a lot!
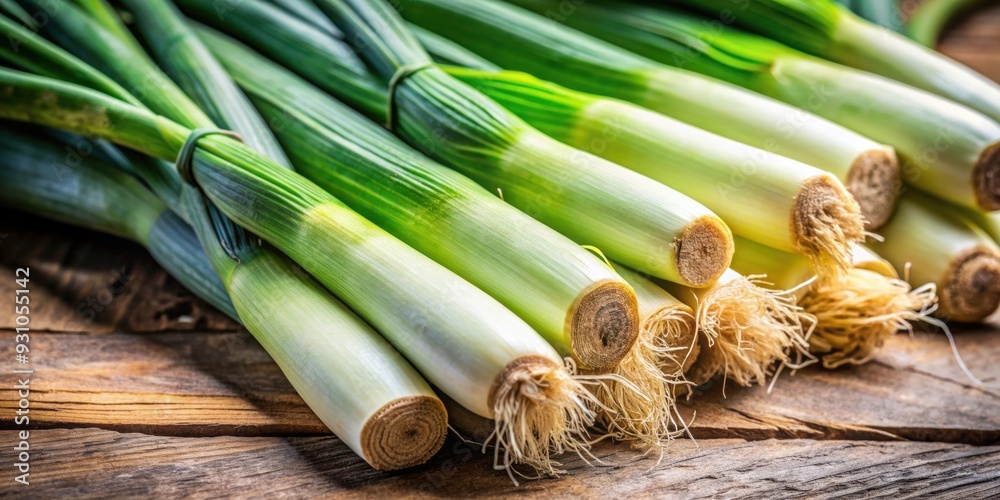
176,128,244,185
386,62,434,131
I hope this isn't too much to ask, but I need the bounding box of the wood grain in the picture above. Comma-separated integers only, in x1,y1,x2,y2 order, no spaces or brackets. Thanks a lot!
1,328,995,445
6,429,998,497
0,215,235,333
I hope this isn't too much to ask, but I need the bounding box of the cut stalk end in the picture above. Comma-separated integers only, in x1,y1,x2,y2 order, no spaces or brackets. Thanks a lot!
594,305,693,449
791,175,866,279
569,280,640,372
360,395,449,470
940,246,1000,322
845,148,901,230
974,141,1000,211
676,215,734,287
689,275,814,387
802,269,937,368
487,355,596,477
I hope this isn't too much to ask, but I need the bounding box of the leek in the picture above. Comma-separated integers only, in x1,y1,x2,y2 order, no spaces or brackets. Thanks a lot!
529,0,1000,212
395,0,883,242
447,66,872,271
0,67,595,474
186,192,446,470
199,26,641,374
668,0,1000,125
869,191,1000,323
731,238,937,368
661,269,814,388
179,0,736,288
910,0,994,47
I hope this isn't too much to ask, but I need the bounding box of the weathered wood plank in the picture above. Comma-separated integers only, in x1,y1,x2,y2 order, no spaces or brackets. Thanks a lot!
3,429,997,497
0,213,236,333
2,328,996,445
937,3,1000,80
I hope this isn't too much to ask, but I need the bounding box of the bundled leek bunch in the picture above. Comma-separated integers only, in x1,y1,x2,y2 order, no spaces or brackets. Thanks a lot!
185,0,839,398
1,0,998,483
519,0,1000,214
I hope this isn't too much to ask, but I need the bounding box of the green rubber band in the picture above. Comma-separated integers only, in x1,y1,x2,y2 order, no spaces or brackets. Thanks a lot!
176,128,244,185
386,62,434,131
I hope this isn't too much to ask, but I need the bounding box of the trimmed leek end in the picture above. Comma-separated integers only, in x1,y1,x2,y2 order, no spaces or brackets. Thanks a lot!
360,396,449,470
488,355,596,477
939,246,1000,322
801,269,937,369
677,215,735,287
568,280,640,372
974,141,1000,211
666,270,814,387
792,175,866,278
846,147,901,230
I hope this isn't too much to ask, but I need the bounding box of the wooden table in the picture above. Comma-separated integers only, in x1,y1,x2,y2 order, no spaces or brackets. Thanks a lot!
2,7,999,497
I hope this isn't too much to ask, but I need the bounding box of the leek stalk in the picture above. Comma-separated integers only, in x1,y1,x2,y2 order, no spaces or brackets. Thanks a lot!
179,0,736,288
532,0,1000,212
869,191,1000,323
668,0,1000,124
200,25,682,449
590,264,696,446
